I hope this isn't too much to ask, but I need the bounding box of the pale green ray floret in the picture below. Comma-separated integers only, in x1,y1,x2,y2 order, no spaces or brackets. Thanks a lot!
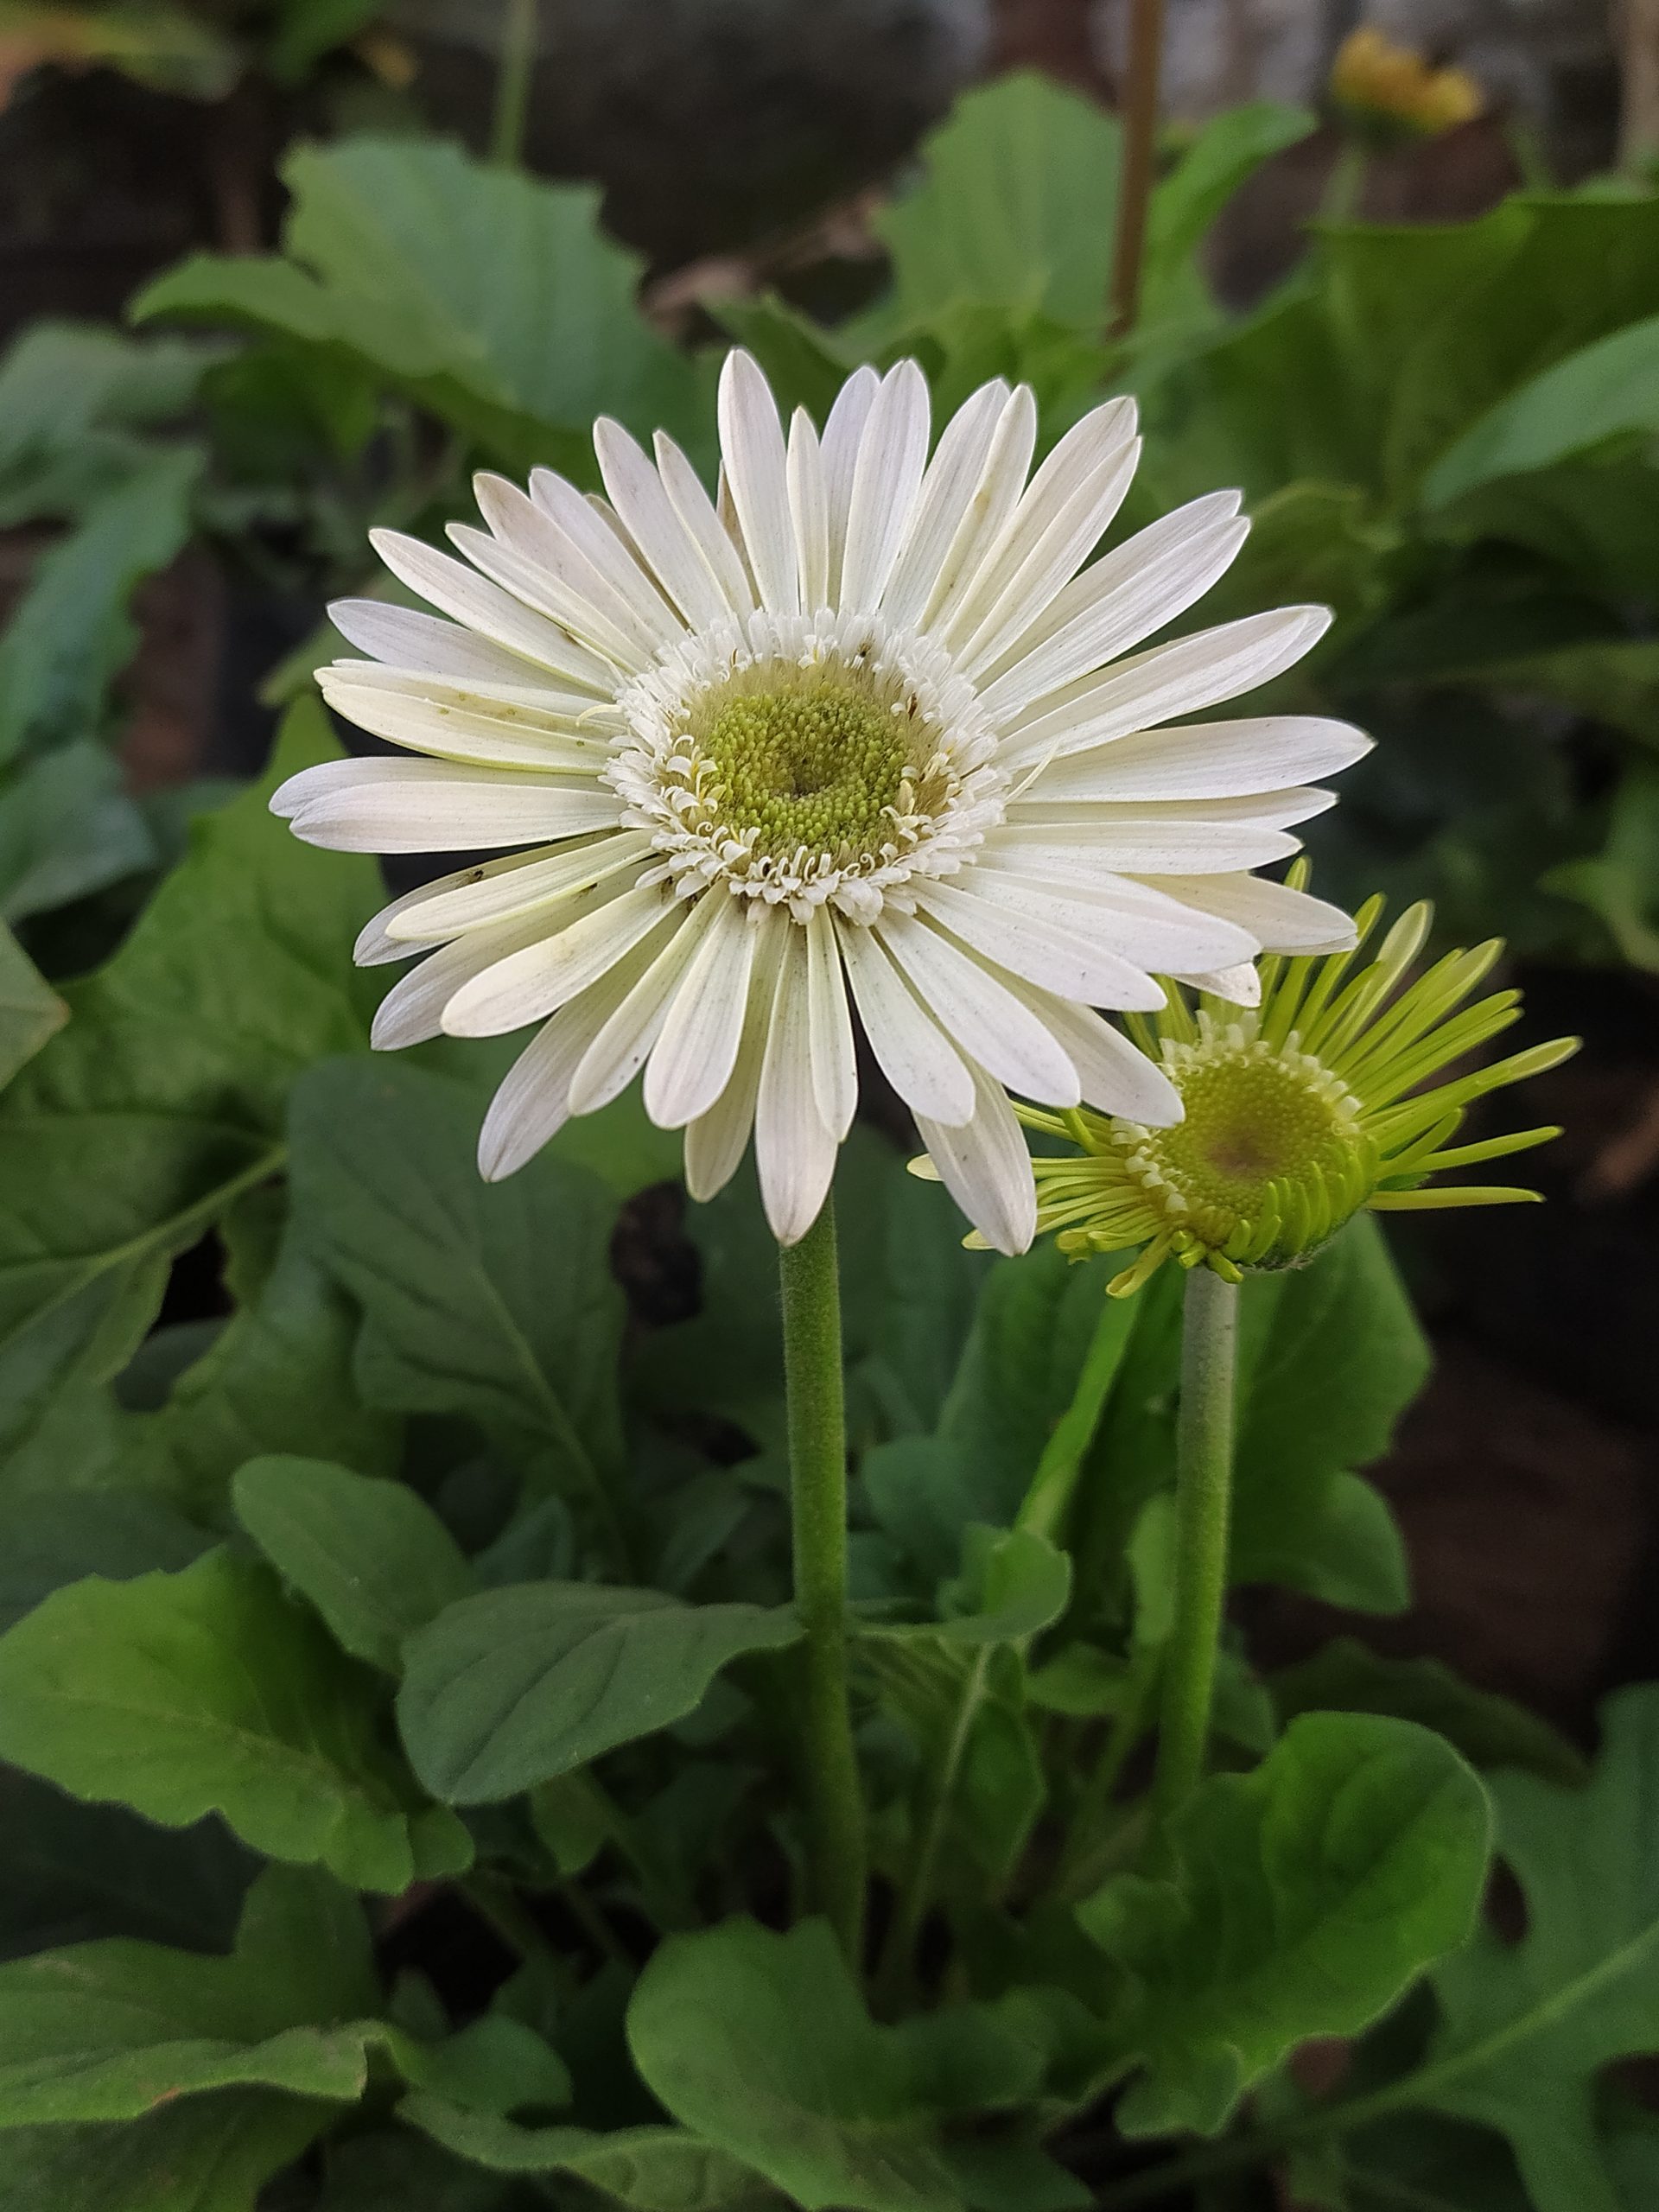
1020,868,1579,1297
696,679,909,865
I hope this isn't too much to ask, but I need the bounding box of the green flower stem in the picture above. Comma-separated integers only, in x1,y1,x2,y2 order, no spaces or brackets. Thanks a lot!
1147,1263,1239,1834
490,0,539,168
1016,1293,1131,1545
1108,0,1167,337
779,1195,867,1961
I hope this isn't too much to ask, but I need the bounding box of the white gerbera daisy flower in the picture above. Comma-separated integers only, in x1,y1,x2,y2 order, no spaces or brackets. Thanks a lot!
274,352,1368,1253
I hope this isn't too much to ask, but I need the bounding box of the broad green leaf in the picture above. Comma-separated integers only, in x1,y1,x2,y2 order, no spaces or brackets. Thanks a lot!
0,321,208,494
397,1582,801,1802
868,73,1121,334
1414,1685,1659,2212
0,1548,471,1891
1547,763,1659,971
0,924,65,1087
136,138,704,473
0,444,200,769
319,2125,550,2209
864,1526,1071,1649
0,702,378,1478
1423,315,1659,508
289,1057,629,1532
626,1917,1079,2212
1228,1217,1424,1611
0,1862,566,2130
1273,1639,1586,1786
0,741,156,924
1078,1713,1491,2138
233,1456,474,1674
0,1488,208,1634
1135,103,1314,350
143,1192,401,1517
397,2101,779,2211
0,2090,332,2212
0,1772,253,1955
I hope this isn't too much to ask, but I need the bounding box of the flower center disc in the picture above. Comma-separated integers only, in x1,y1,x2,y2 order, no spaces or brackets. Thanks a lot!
1154,1052,1359,1219
697,681,908,864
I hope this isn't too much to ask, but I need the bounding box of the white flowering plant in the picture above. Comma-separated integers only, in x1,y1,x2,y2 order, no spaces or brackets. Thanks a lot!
0,63,1650,2212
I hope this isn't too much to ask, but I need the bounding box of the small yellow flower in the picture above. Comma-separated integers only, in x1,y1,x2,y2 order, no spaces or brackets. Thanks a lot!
1331,26,1483,143
1012,871,1577,1297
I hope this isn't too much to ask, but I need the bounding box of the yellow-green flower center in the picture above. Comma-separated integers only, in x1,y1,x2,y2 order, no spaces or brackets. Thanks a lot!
1148,1049,1363,1226
698,680,909,863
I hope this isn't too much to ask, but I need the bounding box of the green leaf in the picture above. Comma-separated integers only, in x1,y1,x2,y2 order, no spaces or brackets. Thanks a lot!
0,741,156,924
0,2091,332,2212
0,924,65,1088
1272,1639,1587,1786
0,1488,209,1635
1547,762,1659,971
1413,1685,1659,2212
1500,638,1659,751
0,321,208,497
0,444,200,770
318,2126,550,2209
233,1455,474,1674
136,138,704,472
397,2102,779,2211
290,1056,629,1529
1228,1217,1424,1611
1135,103,1314,348
1423,314,1659,508
0,1548,471,1891
1078,1713,1491,2138
397,1582,801,1802
143,1191,401,1518
866,1526,1071,1648
868,73,1121,334
0,702,378,1479
0,1861,566,2133
626,1917,1079,2212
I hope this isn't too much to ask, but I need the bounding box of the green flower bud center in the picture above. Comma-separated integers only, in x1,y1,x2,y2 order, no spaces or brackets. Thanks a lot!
1153,1052,1361,1223
698,680,911,862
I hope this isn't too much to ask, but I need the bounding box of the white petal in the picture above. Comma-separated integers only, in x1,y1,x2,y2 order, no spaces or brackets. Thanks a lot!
368,530,617,693
717,351,800,617
683,915,785,1201
966,863,1256,972
1135,872,1358,954
653,431,756,618
323,658,619,724
474,473,674,665
920,385,1037,633
449,518,649,676
879,378,1009,630
875,912,1080,1108
594,417,735,632
442,881,674,1037
986,813,1300,875
1171,963,1262,1007
370,910,563,1049
910,876,1165,1012
327,598,564,687
1008,988,1181,1123
645,893,760,1128
916,1065,1037,1256
358,841,607,962
836,917,975,1128
805,905,857,1142
526,465,684,646
943,397,1140,671
786,408,830,613
1012,787,1335,835
272,757,621,854
570,899,717,1116
999,607,1333,774
839,359,931,613
976,493,1248,720
316,673,614,774
478,954,650,1181
384,831,649,944
1028,714,1372,803
818,365,880,606
755,924,837,1245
